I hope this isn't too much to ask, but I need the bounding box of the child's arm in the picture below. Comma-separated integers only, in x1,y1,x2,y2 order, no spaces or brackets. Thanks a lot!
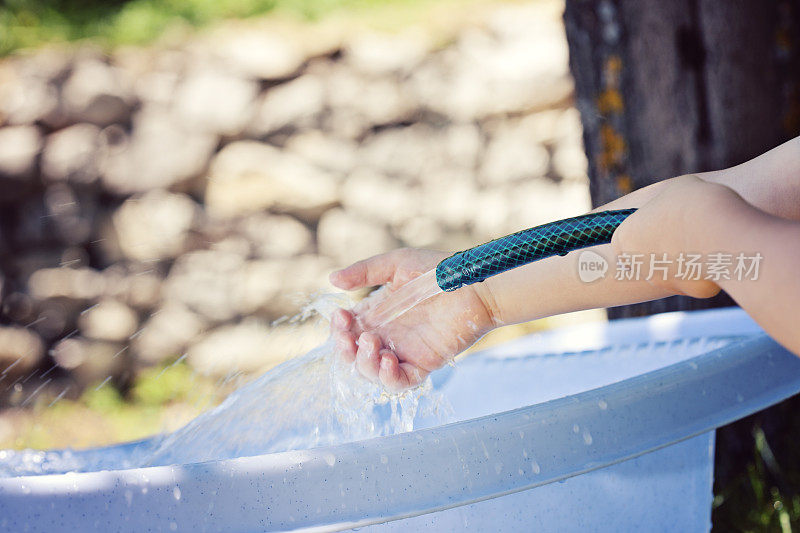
330,138,800,390
481,136,800,327
615,176,800,356
483,176,800,355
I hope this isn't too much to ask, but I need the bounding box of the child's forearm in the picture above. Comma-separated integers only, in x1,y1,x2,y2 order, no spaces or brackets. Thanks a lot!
699,136,800,221
479,137,800,330
478,174,800,357
478,180,696,326
476,180,697,327
477,244,673,327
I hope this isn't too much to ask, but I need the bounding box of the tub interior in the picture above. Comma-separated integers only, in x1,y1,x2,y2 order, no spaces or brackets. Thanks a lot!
420,307,761,428
363,308,761,532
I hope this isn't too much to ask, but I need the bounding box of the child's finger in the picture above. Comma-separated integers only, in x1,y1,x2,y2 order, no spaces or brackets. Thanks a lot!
334,330,357,364
329,251,402,290
331,308,353,331
378,350,402,391
399,362,427,389
378,351,429,392
356,332,382,382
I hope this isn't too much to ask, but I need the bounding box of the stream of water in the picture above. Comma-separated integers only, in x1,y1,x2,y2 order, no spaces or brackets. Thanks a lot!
0,292,450,477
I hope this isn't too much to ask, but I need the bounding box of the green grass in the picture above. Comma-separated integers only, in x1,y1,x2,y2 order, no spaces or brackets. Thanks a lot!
712,397,800,532
0,0,447,55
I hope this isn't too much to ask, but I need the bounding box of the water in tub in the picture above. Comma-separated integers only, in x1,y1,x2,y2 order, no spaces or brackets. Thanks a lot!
0,286,450,477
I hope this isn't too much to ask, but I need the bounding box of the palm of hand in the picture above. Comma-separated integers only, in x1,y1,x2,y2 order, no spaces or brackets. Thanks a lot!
330,249,495,391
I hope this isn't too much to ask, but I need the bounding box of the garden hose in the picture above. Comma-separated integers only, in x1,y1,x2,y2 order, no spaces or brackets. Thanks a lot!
435,208,637,292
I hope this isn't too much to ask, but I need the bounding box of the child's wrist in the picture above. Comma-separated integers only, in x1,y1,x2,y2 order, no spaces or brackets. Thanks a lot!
472,280,504,330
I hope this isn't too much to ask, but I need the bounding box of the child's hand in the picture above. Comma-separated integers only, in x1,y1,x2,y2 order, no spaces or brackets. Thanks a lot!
329,248,498,392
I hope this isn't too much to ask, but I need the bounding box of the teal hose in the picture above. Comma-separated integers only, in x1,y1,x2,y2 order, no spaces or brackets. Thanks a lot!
435,208,636,292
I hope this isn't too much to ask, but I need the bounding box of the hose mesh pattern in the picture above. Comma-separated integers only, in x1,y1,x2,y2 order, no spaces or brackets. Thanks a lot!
435,208,636,291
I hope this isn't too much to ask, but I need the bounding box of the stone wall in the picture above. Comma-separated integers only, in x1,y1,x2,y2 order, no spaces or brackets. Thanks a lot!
0,1,590,404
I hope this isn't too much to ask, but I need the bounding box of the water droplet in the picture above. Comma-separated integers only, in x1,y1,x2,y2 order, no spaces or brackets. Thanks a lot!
380,455,388,465
583,431,593,445
494,463,503,474
323,453,336,467
597,400,608,410
173,486,181,500
169,522,178,531
573,424,580,434
532,461,541,474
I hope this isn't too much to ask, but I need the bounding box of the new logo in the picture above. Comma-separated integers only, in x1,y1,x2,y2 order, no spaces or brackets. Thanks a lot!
577,250,608,283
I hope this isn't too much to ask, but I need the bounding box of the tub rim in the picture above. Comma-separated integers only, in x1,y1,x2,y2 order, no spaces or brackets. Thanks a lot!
1,312,798,532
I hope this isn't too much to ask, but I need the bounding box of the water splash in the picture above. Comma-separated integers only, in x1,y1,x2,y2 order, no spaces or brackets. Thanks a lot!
0,294,448,476
142,295,444,466
357,269,442,331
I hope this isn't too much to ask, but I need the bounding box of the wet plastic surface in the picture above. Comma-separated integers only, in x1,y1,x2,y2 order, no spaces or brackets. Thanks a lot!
1,308,797,532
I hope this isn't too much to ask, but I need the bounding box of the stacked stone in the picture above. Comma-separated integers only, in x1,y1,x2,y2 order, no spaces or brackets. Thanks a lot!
0,2,589,403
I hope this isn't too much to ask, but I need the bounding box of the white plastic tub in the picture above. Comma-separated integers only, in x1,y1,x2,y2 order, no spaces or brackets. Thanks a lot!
2,307,799,532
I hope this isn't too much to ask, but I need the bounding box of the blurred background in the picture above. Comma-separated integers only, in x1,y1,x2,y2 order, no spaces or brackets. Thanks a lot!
2,0,798,529
0,0,592,450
